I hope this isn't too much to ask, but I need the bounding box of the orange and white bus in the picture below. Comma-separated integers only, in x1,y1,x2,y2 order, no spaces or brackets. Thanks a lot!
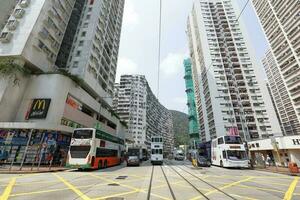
66,128,125,169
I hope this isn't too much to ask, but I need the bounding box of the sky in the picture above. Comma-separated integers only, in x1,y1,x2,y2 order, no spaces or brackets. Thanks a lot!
116,0,269,113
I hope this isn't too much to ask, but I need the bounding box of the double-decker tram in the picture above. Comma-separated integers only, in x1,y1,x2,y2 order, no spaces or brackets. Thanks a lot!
67,128,125,169
211,135,249,168
151,136,163,165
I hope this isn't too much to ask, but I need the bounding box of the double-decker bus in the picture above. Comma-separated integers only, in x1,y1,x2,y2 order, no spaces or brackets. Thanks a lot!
67,128,125,169
151,136,163,165
211,135,249,168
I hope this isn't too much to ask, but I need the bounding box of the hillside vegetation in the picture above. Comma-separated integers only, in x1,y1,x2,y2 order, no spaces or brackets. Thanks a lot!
170,110,189,147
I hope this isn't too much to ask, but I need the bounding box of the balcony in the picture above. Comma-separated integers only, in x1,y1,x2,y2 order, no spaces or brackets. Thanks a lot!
19,0,30,8
14,9,25,18
0,32,12,43
6,20,18,31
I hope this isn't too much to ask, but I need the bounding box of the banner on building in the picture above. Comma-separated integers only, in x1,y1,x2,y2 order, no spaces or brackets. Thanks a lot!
228,127,239,136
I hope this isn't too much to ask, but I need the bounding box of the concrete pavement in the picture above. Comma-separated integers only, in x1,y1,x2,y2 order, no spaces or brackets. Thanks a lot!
0,160,299,200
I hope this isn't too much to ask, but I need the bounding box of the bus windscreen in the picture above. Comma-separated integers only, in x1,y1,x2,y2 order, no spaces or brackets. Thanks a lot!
73,130,93,139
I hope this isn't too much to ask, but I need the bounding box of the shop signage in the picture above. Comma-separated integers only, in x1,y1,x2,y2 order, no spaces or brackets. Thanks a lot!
292,139,300,145
61,117,84,128
28,99,51,119
66,95,82,110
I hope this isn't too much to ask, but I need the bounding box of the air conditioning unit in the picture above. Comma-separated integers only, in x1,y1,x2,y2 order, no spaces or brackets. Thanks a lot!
14,9,25,18
19,0,30,8
6,19,18,31
0,32,13,43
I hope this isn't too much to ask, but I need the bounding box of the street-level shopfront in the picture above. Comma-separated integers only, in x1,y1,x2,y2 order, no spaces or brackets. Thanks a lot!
0,129,71,167
248,135,300,167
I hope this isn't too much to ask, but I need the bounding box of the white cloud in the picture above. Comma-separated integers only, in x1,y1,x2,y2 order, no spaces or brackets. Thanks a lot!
123,0,139,27
160,53,187,77
116,57,138,82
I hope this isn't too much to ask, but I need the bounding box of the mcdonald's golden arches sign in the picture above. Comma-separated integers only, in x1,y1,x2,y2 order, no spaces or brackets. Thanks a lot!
28,99,51,119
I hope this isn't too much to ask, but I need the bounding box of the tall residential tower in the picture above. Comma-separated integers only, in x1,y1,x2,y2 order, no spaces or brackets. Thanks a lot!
114,75,174,154
251,0,300,135
262,50,300,135
187,0,282,141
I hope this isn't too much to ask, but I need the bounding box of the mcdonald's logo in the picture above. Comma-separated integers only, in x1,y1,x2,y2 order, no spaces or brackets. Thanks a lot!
28,98,51,119
33,99,46,110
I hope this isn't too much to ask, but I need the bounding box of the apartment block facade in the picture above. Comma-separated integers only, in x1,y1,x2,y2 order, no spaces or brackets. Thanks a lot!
187,0,282,141
114,75,174,154
263,50,300,135
251,0,300,135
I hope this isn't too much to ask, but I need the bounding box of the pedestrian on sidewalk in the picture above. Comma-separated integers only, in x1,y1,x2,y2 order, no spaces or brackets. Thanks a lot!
266,154,272,167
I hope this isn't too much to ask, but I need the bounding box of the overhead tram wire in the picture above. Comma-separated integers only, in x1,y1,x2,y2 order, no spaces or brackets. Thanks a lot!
157,0,162,99
201,0,250,78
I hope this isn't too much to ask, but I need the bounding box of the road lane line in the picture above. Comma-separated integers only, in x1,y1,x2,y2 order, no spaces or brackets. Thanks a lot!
93,190,140,200
284,177,299,200
53,173,91,200
90,174,170,200
0,177,16,200
10,176,148,197
190,177,254,200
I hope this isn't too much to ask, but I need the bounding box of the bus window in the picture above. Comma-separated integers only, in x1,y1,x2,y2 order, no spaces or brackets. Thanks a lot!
227,150,247,160
222,150,226,159
73,130,93,139
218,137,224,144
224,136,242,144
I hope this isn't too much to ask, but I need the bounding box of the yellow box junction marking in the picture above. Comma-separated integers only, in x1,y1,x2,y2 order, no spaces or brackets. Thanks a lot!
0,177,16,200
190,176,254,200
53,173,91,200
284,177,299,200
89,174,171,200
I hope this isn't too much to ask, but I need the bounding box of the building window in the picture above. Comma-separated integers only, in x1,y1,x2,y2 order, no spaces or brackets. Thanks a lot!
79,41,84,46
81,31,86,37
76,51,81,56
73,61,78,68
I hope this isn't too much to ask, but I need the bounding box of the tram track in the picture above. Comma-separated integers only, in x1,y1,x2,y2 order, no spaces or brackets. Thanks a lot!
180,164,237,200
165,160,237,200
160,165,176,200
165,162,210,200
147,165,154,200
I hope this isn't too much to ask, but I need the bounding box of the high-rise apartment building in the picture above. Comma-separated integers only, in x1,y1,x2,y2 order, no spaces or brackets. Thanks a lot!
0,0,126,166
114,75,174,154
65,0,124,100
114,75,147,146
184,58,200,144
263,50,300,135
187,0,282,141
251,0,300,134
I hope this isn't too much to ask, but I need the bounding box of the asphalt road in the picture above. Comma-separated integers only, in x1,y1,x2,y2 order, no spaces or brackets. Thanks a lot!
0,160,299,200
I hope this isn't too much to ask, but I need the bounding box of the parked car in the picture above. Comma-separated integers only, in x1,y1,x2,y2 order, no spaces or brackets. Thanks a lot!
197,156,211,167
175,153,185,161
127,156,140,166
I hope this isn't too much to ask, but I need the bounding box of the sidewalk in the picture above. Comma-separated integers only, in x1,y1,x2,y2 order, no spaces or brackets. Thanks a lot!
254,166,300,176
0,165,68,174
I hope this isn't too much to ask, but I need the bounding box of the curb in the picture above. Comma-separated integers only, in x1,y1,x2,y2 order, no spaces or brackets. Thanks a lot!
0,168,68,174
